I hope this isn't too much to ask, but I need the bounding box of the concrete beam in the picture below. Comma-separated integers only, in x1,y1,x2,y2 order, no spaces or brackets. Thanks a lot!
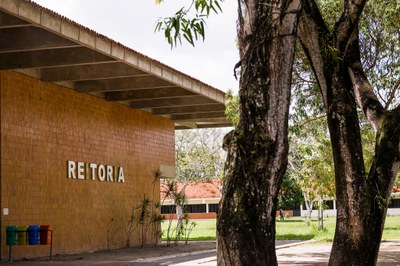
175,122,198,129
171,112,227,121
105,87,196,101
75,76,173,93
0,10,29,28
152,104,225,115
41,62,148,82
130,96,216,109
0,46,115,70
0,26,78,52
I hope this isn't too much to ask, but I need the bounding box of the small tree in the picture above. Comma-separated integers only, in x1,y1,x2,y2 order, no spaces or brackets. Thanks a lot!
289,116,335,228
136,195,151,248
124,194,165,248
181,215,197,245
150,169,165,247
278,173,303,212
160,179,189,246
149,201,165,247
125,208,137,247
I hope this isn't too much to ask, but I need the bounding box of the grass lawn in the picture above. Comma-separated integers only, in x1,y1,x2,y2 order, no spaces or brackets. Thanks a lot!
161,215,400,241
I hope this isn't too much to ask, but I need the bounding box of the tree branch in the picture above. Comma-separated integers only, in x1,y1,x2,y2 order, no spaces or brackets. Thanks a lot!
297,0,329,106
346,28,384,132
384,80,400,110
334,0,367,53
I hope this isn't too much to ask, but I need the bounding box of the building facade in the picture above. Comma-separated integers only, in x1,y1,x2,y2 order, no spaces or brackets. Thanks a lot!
0,0,229,259
1,70,175,258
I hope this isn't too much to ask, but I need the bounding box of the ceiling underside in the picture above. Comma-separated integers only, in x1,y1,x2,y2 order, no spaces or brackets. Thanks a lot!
0,1,231,129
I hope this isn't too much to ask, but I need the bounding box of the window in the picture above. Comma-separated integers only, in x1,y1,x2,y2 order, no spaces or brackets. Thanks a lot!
325,200,335,209
208,204,219,213
161,205,175,214
184,204,206,213
388,198,400,208
161,204,207,214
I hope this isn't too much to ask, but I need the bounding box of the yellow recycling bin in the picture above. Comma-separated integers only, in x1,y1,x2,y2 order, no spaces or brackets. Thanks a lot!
17,226,28,245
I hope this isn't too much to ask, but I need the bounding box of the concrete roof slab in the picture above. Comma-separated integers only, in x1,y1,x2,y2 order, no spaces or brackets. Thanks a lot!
0,0,231,128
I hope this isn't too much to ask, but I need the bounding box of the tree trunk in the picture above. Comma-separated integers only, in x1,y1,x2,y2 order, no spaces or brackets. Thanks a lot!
328,73,400,265
325,64,369,265
303,192,314,225
217,1,301,265
317,195,323,230
298,0,400,264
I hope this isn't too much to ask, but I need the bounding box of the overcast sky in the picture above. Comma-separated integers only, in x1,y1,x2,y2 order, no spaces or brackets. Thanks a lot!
32,0,240,93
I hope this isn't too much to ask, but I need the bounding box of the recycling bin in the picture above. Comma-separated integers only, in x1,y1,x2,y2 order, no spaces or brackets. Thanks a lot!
27,225,40,245
17,225,28,245
40,225,52,245
6,226,18,246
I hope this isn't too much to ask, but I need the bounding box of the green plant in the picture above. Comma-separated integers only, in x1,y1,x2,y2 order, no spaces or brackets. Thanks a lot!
125,190,165,248
136,195,151,248
160,179,193,246
149,201,165,247
181,217,197,245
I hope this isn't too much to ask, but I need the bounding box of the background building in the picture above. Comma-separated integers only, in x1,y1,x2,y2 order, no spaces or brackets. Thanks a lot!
161,179,222,219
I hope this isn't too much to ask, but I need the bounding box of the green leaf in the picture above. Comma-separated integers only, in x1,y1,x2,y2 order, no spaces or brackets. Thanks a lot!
154,0,223,47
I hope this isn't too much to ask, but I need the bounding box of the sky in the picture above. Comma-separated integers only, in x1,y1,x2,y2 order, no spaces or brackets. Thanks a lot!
31,0,240,93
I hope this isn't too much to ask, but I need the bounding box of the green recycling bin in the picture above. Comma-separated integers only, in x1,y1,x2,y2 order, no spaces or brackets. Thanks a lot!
17,225,28,245
6,226,18,246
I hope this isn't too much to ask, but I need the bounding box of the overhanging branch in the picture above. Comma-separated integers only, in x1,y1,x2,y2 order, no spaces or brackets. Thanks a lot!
334,0,368,53
298,0,329,106
347,67,384,131
346,28,384,132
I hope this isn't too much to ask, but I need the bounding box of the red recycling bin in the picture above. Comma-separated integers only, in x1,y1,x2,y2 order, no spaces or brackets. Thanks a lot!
40,225,52,245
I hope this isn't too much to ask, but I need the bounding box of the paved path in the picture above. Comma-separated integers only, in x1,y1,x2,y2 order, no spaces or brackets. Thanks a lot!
276,241,400,265
1,241,399,265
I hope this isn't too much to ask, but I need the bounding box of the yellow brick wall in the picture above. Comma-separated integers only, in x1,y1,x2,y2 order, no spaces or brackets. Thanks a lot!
0,71,175,259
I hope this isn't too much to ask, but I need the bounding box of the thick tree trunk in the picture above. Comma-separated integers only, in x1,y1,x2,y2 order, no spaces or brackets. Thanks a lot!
216,1,301,265
325,69,369,265
298,0,400,264
328,81,400,266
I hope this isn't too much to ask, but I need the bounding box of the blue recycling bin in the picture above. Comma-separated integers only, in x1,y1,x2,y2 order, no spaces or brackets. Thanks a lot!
27,225,40,245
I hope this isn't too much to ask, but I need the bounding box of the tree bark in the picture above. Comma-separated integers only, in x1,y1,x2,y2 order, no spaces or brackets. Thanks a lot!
303,192,314,225
298,0,400,264
217,0,301,265
317,194,323,230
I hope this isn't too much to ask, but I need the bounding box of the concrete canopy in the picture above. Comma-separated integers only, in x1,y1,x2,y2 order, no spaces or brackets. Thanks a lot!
0,0,231,129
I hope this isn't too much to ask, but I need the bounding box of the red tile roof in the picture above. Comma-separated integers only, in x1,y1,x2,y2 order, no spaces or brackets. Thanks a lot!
160,182,399,199
161,179,222,199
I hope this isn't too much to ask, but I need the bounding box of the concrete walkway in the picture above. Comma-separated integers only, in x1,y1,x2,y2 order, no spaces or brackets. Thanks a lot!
276,240,400,265
1,240,399,265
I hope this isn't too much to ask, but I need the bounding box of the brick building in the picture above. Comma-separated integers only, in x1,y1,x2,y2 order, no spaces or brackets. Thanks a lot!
0,0,229,259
